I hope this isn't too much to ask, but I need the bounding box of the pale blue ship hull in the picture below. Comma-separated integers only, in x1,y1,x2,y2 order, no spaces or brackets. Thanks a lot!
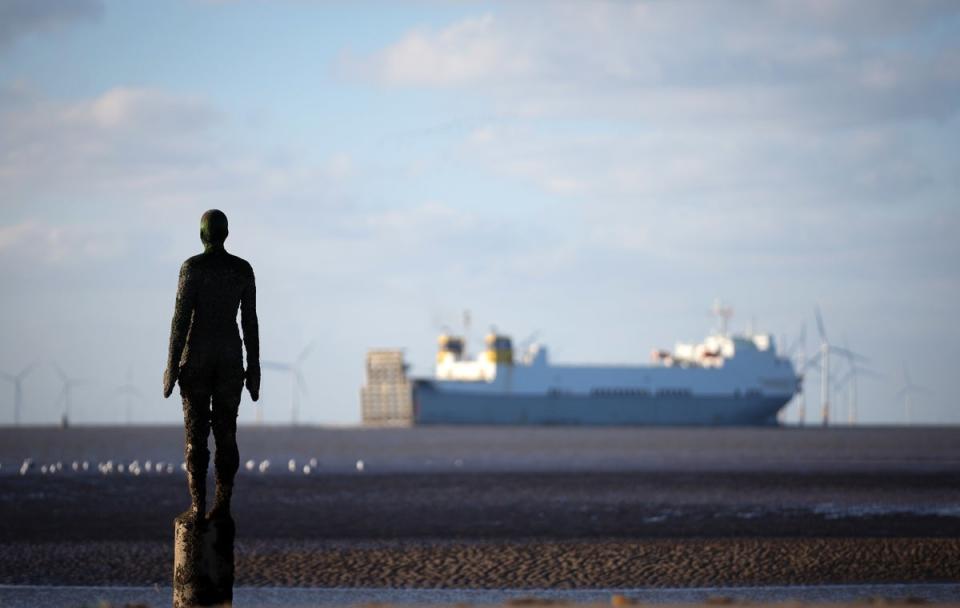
413,382,787,426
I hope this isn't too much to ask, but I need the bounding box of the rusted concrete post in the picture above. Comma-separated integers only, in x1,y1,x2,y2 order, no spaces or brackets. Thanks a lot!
173,512,235,608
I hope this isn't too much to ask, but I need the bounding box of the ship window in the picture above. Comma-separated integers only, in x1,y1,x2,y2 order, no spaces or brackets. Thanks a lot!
590,387,653,397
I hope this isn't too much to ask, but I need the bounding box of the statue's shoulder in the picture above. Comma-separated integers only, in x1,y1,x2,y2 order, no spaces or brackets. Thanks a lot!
226,253,255,278
180,254,206,273
180,253,210,274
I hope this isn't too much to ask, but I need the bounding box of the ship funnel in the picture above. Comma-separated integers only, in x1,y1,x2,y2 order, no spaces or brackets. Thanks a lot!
484,332,513,365
437,334,465,363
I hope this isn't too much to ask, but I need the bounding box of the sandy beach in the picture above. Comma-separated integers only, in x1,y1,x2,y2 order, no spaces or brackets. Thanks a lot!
5,535,958,588
1,426,959,591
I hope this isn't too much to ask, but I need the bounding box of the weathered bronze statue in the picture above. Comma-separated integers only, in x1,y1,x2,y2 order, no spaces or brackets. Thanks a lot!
164,209,260,519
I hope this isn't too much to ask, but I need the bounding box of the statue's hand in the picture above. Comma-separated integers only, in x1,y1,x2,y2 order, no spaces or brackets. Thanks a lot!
163,367,178,399
246,367,260,402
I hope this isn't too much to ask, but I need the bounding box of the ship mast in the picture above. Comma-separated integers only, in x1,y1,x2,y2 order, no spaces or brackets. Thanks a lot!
711,299,734,336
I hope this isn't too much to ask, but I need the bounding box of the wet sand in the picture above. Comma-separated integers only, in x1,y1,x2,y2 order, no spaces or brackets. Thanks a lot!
1,471,959,587
6,537,959,588
1,426,959,589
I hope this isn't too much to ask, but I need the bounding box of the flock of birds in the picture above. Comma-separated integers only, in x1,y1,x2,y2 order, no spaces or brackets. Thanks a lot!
8,457,368,477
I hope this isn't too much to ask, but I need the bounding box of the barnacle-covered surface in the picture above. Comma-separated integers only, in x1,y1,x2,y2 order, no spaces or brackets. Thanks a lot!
164,211,259,519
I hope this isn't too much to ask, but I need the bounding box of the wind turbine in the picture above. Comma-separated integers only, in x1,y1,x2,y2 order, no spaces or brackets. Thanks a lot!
806,307,867,427
53,363,87,428
263,341,315,426
0,362,38,426
831,353,882,426
114,368,144,425
897,364,932,425
783,324,807,426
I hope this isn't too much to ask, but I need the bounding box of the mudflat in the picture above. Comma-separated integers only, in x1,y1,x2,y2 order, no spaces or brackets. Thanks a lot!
1,426,959,588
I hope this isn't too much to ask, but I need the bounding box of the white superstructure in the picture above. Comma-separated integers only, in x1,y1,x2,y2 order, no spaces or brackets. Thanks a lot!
432,331,797,400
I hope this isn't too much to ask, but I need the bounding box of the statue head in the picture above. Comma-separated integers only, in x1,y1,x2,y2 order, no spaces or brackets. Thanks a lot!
200,209,229,247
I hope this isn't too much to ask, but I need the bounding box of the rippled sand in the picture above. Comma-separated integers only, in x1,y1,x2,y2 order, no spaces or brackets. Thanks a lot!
1,426,959,589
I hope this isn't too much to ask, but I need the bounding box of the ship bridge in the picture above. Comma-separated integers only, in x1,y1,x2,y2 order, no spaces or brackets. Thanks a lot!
658,334,776,369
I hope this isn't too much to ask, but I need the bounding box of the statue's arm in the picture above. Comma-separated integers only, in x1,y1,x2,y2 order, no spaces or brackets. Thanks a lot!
163,262,196,398
241,268,260,401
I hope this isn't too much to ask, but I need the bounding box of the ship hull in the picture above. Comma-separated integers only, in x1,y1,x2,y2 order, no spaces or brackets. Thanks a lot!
414,383,788,426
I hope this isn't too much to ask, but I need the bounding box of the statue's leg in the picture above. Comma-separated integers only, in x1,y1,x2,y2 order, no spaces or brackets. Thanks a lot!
181,391,212,519
210,386,241,517
174,396,234,608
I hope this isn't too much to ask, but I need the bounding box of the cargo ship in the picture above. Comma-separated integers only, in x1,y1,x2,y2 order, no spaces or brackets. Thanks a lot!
361,323,800,427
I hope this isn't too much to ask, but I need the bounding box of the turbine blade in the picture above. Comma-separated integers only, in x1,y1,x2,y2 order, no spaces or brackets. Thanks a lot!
114,385,144,398
834,369,853,387
19,361,41,379
814,306,827,342
297,340,318,364
296,371,308,396
262,361,293,371
903,363,912,387
785,324,806,357
830,346,868,363
0,371,13,382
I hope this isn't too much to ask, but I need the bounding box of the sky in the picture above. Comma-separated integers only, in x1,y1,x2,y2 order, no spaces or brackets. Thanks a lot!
0,0,958,426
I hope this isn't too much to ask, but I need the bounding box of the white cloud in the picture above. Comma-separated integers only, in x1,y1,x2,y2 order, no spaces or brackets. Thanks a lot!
366,14,533,87
0,86,224,205
544,176,583,196
0,84,566,289
468,125,496,145
77,87,217,131
358,1,960,127
0,220,127,266
323,152,354,180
